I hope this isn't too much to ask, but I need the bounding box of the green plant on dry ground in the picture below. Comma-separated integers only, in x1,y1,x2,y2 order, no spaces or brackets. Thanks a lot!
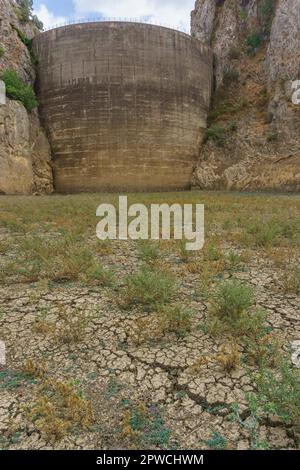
137,240,161,263
27,380,94,442
159,304,195,338
240,218,300,248
284,268,300,295
204,431,228,450
249,358,300,444
122,401,171,449
207,280,278,366
1,233,115,286
33,304,94,344
121,266,175,310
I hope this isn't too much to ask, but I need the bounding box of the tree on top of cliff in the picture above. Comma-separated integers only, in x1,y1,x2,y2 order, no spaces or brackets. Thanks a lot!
15,0,43,31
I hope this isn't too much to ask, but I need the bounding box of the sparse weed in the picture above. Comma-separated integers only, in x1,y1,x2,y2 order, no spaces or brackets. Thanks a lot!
137,240,161,263
122,402,171,449
22,359,46,379
159,304,195,338
121,266,175,310
0,369,35,390
27,380,93,442
177,239,193,263
84,264,115,286
241,218,299,248
253,358,300,439
204,431,228,450
33,304,93,344
230,398,269,450
241,310,279,367
187,356,209,374
250,221,281,247
55,304,93,344
223,66,240,84
128,315,164,345
205,243,224,262
283,269,300,295
211,280,255,321
246,32,263,56
204,125,226,147
225,251,243,272
216,342,241,372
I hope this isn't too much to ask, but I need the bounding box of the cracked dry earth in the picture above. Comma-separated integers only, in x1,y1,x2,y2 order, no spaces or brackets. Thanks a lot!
0,192,299,450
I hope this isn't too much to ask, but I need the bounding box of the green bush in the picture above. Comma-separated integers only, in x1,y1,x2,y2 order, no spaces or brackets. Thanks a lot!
208,281,277,365
32,14,44,31
254,359,300,436
16,0,32,23
204,431,228,450
2,69,38,112
212,280,255,321
246,32,263,56
159,304,195,338
85,264,115,287
15,1,43,30
204,125,226,147
122,266,175,309
14,27,38,66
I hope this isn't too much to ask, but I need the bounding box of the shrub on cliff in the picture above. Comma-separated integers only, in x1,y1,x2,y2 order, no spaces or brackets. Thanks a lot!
15,1,43,30
260,0,275,36
2,69,38,112
246,32,263,56
16,0,32,23
13,27,39,65
204,125,226,147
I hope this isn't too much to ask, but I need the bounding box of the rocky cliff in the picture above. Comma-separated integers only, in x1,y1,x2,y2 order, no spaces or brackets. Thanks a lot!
0,0,53,195
191,0,300,192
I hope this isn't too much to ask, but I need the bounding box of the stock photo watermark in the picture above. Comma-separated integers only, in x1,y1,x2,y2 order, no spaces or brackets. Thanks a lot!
96,196,205,251
0,340,5,366
0,80,6,106
292,80,300,105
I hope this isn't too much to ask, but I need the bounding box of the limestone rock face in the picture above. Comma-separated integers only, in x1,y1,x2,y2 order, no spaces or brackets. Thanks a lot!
191,0,300,192
191,0,216,44
267,0,300,82
0,0,53,194
0,99,52,194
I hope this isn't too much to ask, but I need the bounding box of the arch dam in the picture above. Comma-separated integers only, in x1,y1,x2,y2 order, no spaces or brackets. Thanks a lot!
33,21,213,193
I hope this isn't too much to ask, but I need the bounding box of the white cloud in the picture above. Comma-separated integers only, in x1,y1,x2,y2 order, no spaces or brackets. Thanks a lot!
73,0,195,32
33,4,67,30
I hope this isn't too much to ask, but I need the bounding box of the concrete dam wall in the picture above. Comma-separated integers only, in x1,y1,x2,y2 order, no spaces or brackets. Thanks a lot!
33,22,212,193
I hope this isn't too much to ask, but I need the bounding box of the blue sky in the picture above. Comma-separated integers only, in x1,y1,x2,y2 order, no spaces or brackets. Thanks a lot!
33,0,195,32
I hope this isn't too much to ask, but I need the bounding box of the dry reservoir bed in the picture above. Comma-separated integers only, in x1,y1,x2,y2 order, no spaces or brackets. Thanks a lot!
0,191,299,450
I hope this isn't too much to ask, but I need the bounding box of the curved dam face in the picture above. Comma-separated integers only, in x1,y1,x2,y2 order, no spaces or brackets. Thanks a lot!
33,22,212,193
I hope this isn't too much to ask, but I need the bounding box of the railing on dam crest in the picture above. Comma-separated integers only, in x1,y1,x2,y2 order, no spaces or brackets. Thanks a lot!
42,17,190,35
